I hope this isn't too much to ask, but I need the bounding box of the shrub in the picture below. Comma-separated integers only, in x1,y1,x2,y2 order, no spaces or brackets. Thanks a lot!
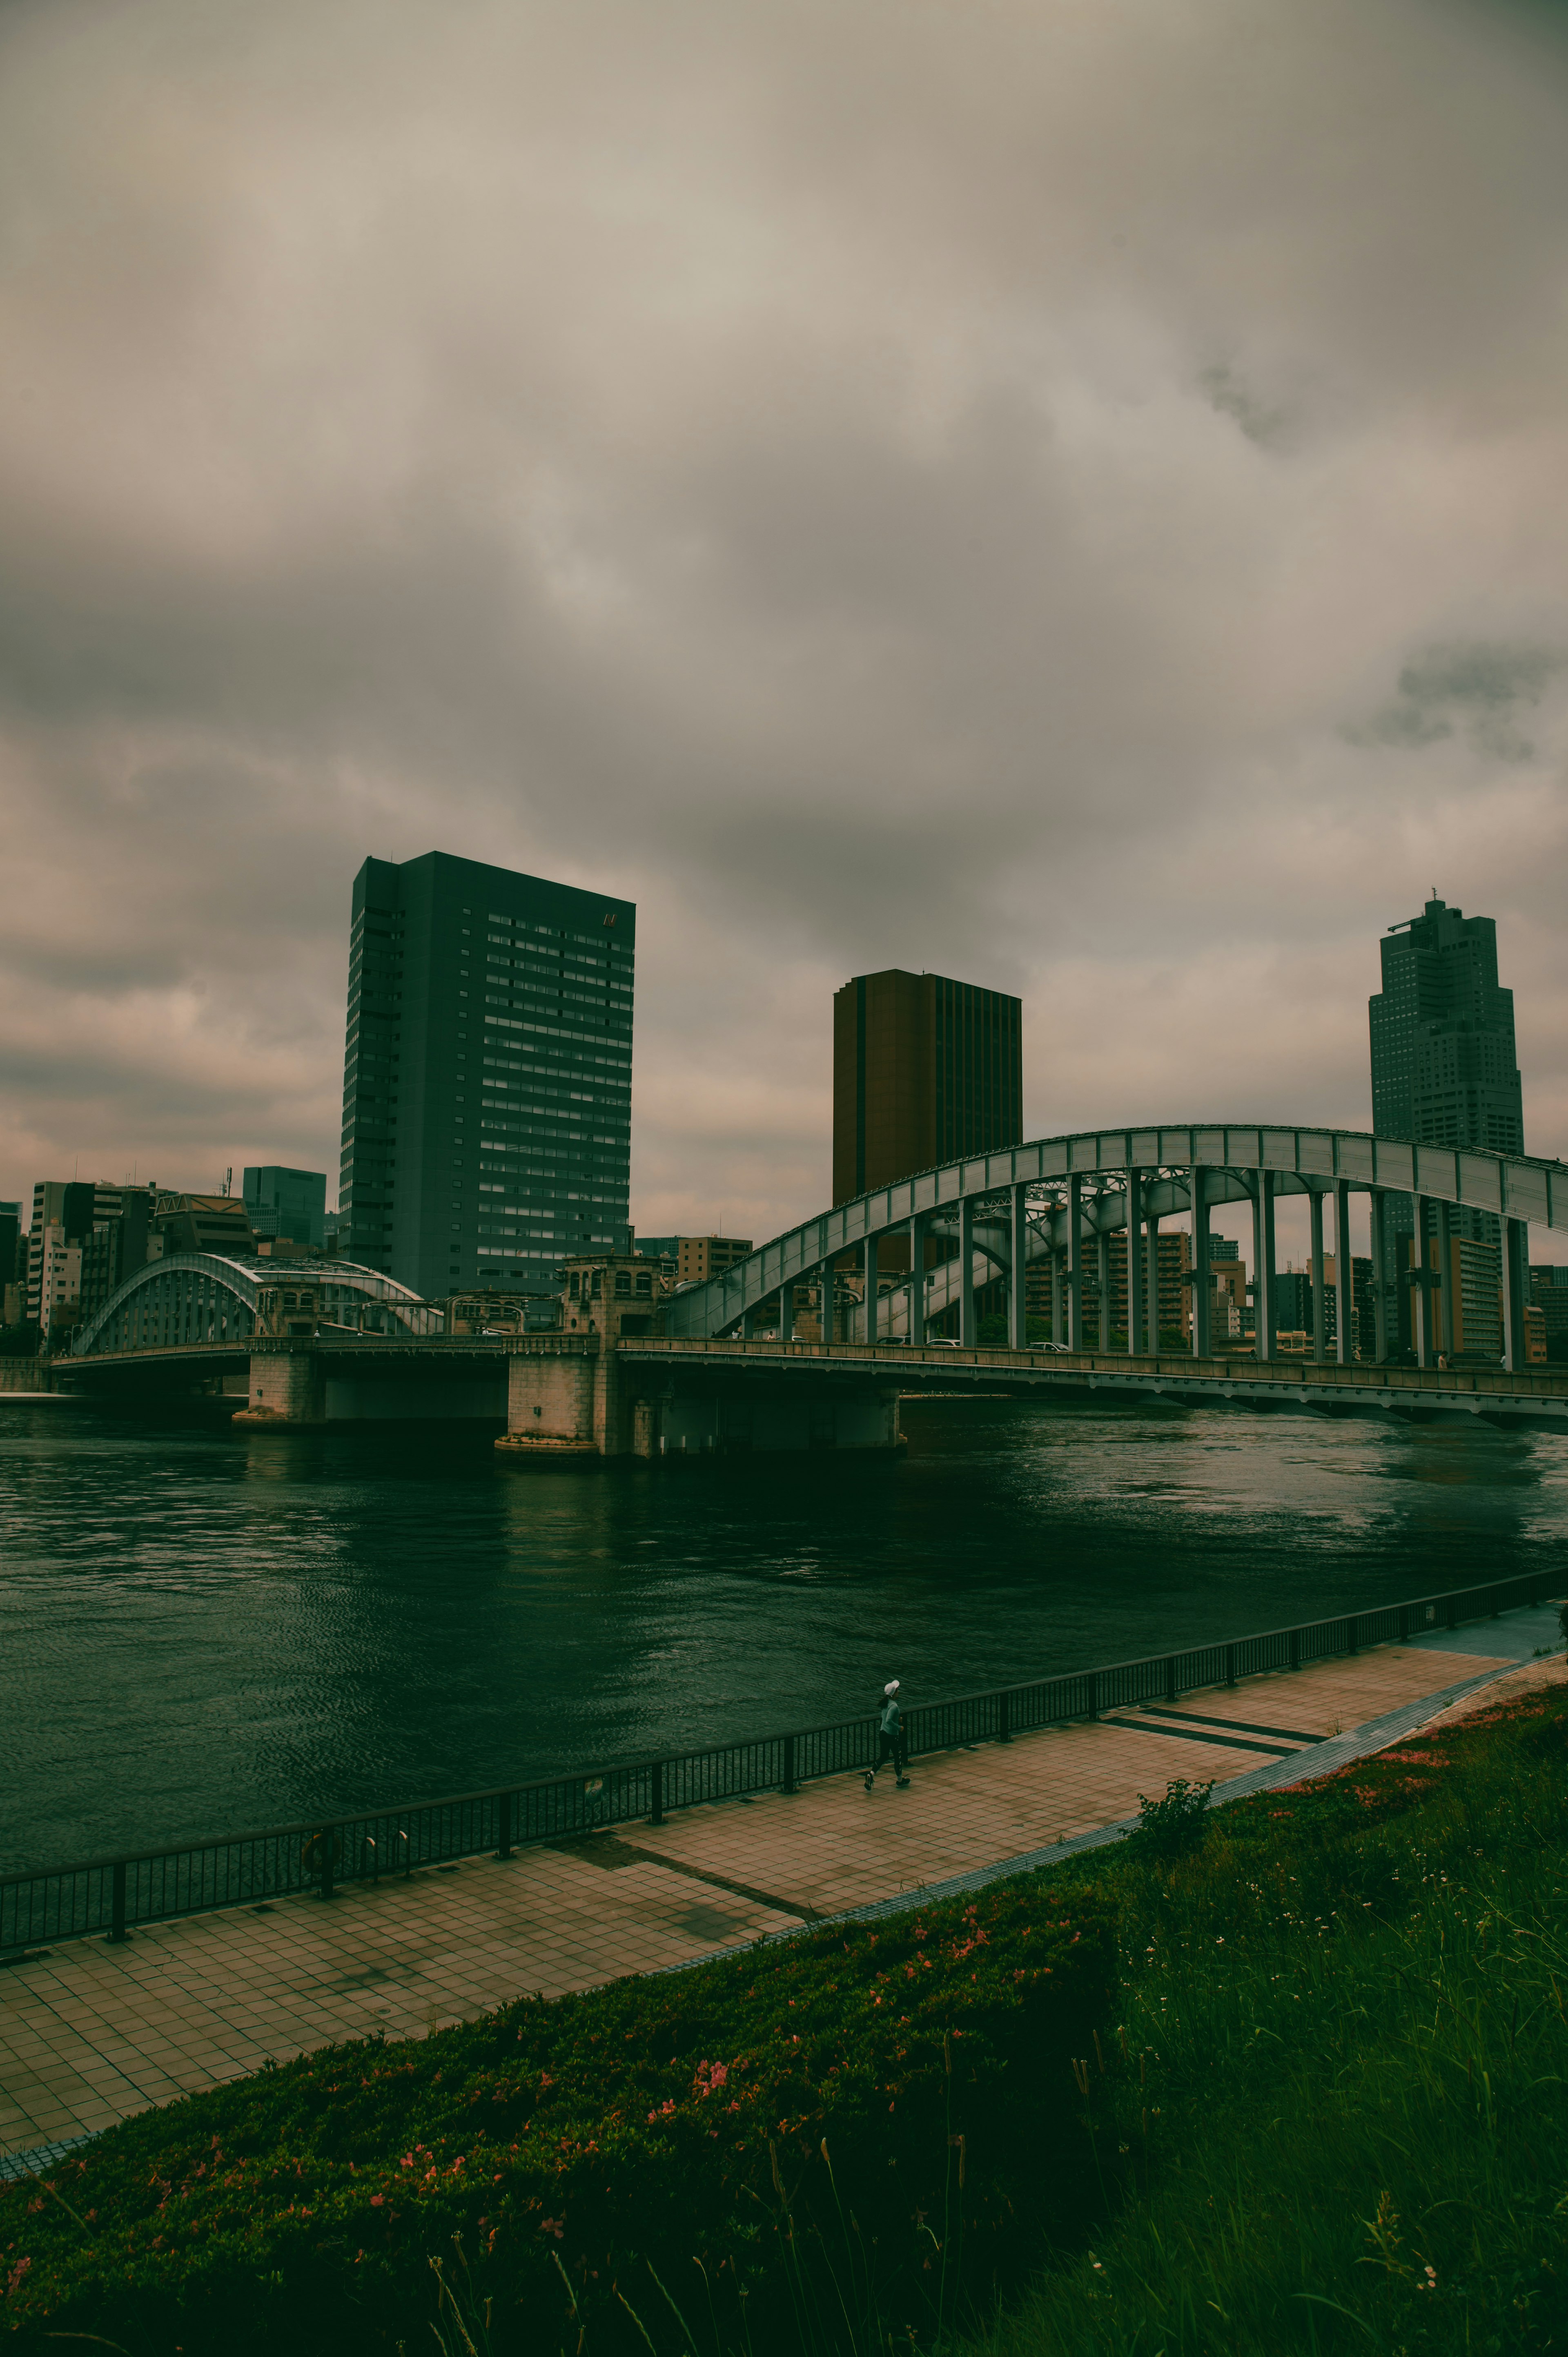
0,1875,1111,2355
1125,1776,1214,1863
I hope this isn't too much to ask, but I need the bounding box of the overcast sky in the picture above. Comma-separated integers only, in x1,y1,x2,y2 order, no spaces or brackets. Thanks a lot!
3,0,1567,1255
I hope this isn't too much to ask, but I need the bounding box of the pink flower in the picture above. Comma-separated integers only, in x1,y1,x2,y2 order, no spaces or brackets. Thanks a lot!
370,2195,384,2208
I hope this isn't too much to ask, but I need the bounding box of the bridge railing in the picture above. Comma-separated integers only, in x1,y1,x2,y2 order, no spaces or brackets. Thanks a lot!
620,1335,1568,1398
2,1569,1554,1955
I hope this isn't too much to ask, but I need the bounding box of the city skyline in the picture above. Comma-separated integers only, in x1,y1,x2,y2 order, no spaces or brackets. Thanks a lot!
3,0,1568,1252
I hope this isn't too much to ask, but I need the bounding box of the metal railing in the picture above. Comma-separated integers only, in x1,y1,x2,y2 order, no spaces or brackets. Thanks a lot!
621,1334,1568,1401
2,1568,1555,1955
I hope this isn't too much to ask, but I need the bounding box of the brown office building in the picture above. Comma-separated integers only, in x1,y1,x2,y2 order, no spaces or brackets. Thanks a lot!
677,1235,753,1285
833,969,1023,1204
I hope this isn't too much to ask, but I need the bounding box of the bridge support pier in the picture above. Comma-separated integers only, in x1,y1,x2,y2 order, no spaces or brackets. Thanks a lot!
495,1347,606,1463
1334,1181,1354,1364
233,1349,325,1429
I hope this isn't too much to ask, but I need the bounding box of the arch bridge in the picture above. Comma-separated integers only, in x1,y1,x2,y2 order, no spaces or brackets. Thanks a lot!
71,1253,439,1360
664,1124,1568,1373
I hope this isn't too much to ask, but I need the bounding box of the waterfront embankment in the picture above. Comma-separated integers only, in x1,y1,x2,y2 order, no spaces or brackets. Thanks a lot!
2,1624,1564,2353
2,1601,1556,2163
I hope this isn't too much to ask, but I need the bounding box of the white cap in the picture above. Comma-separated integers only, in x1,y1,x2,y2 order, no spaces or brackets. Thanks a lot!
884,1679,900,1695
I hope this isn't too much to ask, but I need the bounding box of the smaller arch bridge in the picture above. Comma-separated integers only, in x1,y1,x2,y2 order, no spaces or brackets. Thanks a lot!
664,1124,1568,1372
71,1253,437,1360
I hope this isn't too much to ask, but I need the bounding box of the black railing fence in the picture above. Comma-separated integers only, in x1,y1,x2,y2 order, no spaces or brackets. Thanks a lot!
3,1570,1555,1956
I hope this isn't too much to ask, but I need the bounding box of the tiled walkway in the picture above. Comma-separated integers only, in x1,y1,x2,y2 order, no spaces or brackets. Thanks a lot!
2,1619,1555,2162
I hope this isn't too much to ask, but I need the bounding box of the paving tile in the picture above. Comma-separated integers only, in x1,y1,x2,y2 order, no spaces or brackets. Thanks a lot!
0,1638,1548,2160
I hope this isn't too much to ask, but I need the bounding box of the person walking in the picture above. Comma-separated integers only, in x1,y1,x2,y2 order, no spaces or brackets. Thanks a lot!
865,1679,911,1791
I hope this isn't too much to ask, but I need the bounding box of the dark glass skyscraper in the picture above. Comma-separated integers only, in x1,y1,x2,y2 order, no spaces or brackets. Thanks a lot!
832,968,1022,1203
1370,896,1523,1154
340,853,635,1300
1370,894,1523,1258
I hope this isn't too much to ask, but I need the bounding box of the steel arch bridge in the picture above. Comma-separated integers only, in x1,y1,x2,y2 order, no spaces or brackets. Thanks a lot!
71,1252,434,1359
662,1124,1568,1369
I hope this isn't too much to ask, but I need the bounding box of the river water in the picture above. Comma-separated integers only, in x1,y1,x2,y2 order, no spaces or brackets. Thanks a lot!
3,1393,1566,1876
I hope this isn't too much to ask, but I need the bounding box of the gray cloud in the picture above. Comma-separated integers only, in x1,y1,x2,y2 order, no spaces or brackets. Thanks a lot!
1351,640,1566,759
2,0,1568,1242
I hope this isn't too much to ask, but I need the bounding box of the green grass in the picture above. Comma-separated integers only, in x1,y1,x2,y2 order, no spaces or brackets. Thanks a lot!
6,1677,1566,2356
976,1676,1568,2357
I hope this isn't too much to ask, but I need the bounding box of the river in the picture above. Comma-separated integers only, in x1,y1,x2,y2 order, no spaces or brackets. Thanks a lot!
2,1392,1566,1875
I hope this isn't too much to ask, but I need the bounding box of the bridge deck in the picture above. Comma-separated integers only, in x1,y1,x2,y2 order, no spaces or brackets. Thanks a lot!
4,1610,1558,2166
621,1336,1568,1416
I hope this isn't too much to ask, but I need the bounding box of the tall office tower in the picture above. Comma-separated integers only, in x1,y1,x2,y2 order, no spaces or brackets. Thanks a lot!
243,1167,327,1250
339,853,635,1300
832,969,1022,1204
1370,896,1524,1258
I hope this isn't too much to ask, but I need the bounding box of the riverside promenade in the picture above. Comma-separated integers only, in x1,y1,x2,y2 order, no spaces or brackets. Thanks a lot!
2,1606,1560,2167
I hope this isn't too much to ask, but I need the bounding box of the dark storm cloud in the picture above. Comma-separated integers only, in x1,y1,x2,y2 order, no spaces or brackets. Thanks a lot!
1352,642,1566,761
2,0,1568,1239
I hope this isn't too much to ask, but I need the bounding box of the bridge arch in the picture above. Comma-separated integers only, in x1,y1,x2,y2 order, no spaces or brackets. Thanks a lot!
663,1124,1568,1369
72,1253,431,1358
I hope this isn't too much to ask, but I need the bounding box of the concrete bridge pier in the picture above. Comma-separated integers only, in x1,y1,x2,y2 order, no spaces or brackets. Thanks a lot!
495,1343,606,1463
232,1350,326,1429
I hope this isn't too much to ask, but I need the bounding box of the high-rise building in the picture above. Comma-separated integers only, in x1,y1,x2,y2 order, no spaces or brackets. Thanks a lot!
243,1167,327,1250
1370,896,1523,1160
339,853,635,1300
1370,895,1524,1321
832,969,1022,1204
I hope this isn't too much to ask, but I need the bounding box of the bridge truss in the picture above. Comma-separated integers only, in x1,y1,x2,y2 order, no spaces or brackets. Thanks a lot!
71,1253,435,1359
661,1124,1568,1371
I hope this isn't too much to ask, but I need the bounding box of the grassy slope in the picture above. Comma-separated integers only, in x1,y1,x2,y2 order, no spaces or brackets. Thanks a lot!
6,1671,1567,2356
979,1671,1568,2357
